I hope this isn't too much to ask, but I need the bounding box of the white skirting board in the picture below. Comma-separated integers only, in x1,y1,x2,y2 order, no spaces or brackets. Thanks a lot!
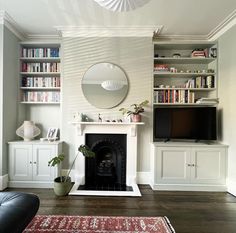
136,172,151,184
227,179,236,196
0,174,8,190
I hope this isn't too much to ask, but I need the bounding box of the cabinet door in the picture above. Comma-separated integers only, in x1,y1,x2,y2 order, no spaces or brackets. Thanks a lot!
32,145,56,181
155,147,191,184
191,147,226,184
9,145,32,181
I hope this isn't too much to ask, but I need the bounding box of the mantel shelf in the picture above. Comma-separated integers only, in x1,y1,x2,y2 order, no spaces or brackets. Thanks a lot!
69,121,145,136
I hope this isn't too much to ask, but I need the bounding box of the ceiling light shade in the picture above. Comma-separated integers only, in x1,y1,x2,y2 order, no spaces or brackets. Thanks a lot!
93,0,150,12
101,80,124,91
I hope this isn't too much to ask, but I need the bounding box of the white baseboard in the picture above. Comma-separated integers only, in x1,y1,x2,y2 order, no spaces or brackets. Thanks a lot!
8,181,54,188
151,183,227,192
137,172,151,184
0,174,8,190
227,179,236,196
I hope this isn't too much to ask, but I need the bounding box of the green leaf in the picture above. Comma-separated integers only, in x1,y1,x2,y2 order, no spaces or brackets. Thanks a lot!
48,154,65,167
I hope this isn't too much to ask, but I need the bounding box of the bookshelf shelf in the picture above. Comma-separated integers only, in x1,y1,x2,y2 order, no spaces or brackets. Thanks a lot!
153,41,218,106
20,102,60,104
153,88,216,91
153,103,218,106
154,72,216,77
20,87,60,90
154,57,215,64
19,43,61,104
20,72,60,76
20,57,61,62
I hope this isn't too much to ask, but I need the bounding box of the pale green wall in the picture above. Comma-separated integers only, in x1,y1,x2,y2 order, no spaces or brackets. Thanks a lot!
0,26,19,175
218,25,236,193
62,37,152,172
0,24,3,175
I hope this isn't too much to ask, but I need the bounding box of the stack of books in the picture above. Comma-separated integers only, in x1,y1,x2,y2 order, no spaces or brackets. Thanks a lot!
196,98,219,104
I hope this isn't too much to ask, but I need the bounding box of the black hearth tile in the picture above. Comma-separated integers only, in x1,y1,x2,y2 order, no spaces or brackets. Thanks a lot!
77,185,133,192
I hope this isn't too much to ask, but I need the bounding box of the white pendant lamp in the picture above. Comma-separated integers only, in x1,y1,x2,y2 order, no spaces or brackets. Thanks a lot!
93,0,151,12
101,80,124,91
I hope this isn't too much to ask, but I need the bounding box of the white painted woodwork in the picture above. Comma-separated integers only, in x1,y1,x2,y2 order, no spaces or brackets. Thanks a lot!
69,122,143,196
151,142,227,191
8,140,63,188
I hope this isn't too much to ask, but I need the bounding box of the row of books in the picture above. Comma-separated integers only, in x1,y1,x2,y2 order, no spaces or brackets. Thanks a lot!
154,90,195,104
22,77,60,88
185,76,214,88
22,91,60,103
21,48,59,58
21,62,60,73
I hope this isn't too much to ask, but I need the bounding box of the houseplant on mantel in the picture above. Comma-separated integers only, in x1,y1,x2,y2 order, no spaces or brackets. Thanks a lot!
48,144,95,196
119,100,149,122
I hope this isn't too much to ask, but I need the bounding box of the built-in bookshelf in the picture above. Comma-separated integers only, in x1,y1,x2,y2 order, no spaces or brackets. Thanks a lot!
19,43,61,104
153,42,218,105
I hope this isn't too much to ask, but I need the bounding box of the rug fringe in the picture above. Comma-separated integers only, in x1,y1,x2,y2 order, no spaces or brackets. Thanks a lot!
164,216,176,233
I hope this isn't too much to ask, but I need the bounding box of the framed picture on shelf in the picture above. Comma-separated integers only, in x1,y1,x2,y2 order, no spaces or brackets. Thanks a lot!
46,128,58,140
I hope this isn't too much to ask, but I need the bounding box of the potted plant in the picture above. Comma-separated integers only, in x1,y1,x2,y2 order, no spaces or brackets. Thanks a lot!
119,100,149,122
48,144,95,196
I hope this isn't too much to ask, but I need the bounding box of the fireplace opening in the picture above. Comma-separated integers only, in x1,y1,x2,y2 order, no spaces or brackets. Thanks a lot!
77,134,133,191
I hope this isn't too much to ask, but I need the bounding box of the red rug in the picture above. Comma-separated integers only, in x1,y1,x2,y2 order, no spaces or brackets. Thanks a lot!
23,215,175,233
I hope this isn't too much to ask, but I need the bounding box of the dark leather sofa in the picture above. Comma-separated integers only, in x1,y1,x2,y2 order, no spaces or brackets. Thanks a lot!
0,192,39,233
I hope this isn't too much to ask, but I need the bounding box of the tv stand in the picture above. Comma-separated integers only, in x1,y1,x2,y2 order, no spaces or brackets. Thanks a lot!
150,141,228,192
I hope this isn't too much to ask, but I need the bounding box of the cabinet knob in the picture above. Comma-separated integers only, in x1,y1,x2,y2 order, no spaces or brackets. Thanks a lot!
187,164,195,167
33,162,36,164
29,161,32,164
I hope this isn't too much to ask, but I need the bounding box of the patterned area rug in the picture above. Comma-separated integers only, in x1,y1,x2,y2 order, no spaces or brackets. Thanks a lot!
23,215,175,233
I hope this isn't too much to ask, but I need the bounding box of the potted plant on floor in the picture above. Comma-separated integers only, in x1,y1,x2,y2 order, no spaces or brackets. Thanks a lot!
48,144,95,196
119,100,149,122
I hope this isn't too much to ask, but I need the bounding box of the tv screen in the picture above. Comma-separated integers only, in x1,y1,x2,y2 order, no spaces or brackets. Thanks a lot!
153,107,217,141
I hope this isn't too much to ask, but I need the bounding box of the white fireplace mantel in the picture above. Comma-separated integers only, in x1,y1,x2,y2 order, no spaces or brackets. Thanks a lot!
69,121,144,137
68,121,145,196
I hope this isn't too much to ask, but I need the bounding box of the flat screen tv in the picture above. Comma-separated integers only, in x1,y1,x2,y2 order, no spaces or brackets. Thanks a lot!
153,107,217,141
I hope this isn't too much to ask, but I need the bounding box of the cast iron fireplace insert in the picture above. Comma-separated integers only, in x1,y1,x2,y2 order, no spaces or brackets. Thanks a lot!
78,133,133,191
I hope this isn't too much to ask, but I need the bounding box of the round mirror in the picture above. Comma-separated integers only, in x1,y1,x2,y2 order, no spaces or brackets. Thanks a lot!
82,63,129,109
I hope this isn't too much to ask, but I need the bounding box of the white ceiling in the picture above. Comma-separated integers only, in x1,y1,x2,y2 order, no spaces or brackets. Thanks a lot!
0,0,236,38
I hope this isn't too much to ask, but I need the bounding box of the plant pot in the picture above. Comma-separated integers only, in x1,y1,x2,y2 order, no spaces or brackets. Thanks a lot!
131,114,142,122
53,176,73,196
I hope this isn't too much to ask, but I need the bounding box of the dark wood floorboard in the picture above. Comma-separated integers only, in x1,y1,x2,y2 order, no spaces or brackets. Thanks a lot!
6,185,236,233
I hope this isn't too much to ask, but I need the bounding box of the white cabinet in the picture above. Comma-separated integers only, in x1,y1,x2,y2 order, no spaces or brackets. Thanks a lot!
8,141,63,188
151,142,227,191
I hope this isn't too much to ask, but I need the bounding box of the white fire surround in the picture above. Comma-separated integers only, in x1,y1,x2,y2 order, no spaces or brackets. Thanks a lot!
69,122,144,196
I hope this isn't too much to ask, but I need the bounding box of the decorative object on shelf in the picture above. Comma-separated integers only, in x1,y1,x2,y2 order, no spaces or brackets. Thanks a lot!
119,100,149,122
46,128,58,141
93,0,150,12
48,145,95,196
172,53,181,58
98,114,102,122
16,121,41,141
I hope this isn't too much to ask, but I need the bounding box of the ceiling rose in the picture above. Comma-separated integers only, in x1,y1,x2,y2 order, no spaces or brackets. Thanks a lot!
93,0,151,12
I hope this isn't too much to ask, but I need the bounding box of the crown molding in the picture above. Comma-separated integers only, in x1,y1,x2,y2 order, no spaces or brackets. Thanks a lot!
154,34,208,41
0,10,26,40
55,25,163,37
207,9,236,41
26,34,61,42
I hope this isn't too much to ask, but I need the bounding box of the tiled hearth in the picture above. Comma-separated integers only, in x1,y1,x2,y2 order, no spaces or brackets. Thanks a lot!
68,122,144,196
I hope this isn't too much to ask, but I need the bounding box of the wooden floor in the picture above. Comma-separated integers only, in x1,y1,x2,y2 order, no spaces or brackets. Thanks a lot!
7,185,236,233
